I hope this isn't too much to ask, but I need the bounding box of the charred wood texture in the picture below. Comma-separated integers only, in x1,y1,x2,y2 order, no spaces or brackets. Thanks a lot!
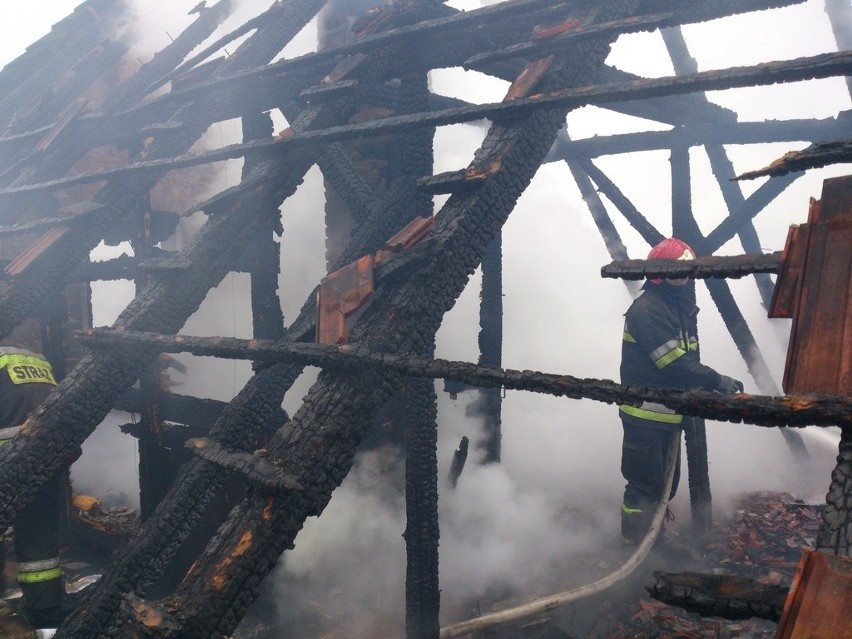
100,0,235,114
684,417,712,534
477,235,503,464
734,139,852,180
648,571,788,621
13,4,336,637
817,426,852,557
551,115,851,160
3,51,850,205
601,252,783,280
0,0,129,132
404,375,441,639
448,436,469,490
78,330,852,430
110,4,645,636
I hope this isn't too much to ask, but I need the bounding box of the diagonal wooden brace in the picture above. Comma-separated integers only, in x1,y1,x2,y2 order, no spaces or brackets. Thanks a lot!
185,437,303,493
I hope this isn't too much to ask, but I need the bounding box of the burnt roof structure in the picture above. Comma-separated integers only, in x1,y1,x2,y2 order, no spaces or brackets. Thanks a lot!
0,0,850,637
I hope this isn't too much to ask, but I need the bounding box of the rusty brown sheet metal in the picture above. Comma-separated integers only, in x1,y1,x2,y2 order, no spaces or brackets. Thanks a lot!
769,222,809,319
778,175,852,396
776,550,852,639
316,254,375,345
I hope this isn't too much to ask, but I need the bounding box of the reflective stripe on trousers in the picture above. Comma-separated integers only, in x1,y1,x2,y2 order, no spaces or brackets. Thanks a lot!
619,402,683,424
17,557,62,584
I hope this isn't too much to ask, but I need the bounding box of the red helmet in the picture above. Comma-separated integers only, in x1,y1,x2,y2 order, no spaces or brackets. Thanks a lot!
647,238,695,284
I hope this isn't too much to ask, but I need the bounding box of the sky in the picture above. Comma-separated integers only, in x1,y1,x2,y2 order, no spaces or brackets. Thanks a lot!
1,0,849,635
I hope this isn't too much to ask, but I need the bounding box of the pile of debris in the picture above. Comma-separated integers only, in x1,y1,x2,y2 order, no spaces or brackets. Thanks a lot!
603,491,822,639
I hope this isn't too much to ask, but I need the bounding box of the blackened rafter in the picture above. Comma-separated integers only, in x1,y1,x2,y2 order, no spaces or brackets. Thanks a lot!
601,252,783,280
77,329,852,429
2,50,848,206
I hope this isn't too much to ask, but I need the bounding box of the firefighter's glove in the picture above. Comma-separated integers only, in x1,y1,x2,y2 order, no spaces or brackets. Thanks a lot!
716,375,744,394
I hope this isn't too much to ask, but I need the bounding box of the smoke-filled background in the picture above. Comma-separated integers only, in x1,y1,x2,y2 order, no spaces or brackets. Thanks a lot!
1,0,849,634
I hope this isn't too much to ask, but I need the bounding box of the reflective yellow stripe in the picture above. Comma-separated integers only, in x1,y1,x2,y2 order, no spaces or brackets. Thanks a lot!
0,354,56,386
622,503,643,514
655,346,686,369
17,567,62,584
619,404,683,424
623,331,636,343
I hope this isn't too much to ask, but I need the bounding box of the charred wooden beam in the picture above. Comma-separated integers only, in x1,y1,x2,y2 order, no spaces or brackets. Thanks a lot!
547,116,852,160
404,375,441,639
734,139,852,181
817,426,852,557
704,174,800,253
114,388,228,429
477,235,503,464
6,6,334,639
5,50,849,204
684,417,712,534
704,277,810,459
77,329,852,428
574,153,664,246
61,25,435,639
448,436,469,489
416,168,487,195
568,154,630,261
121,593,181,636
467,12,675,67
13,40,128,135
104,5,655,634
100,0,235,113
185,437,303,493
242,111,286,351
601,252,783,280
466,0,809,68
648,571,788,621
0,0,129,131
592,65,738,128
83,0,564,136
825,0,852,98
316,143,380,224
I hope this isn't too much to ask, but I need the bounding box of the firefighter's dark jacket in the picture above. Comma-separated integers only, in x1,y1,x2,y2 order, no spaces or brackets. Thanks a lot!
0,346,56,440
619,283,722,428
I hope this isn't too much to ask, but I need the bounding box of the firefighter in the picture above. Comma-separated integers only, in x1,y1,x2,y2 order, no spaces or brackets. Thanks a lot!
618,238,743,544
0,342,65,628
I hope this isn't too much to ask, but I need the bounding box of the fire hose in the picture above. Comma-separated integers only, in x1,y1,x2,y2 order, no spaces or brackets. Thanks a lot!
439,433,682,638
